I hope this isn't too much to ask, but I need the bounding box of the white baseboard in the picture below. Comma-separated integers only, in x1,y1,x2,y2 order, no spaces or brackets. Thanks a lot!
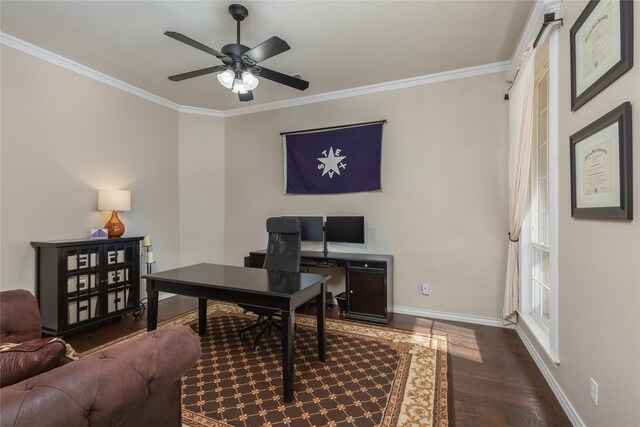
392,305,511,328
515,324,584,427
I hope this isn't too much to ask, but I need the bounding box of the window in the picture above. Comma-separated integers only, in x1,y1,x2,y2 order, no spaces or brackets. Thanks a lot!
519,32,559,364
531,64,551,332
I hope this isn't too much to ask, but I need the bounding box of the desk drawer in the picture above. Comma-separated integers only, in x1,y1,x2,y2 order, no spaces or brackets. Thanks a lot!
348,260,385,271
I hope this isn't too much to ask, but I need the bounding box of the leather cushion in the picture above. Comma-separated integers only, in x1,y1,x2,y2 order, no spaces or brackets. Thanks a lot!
0,289,42,344
0,338,66,387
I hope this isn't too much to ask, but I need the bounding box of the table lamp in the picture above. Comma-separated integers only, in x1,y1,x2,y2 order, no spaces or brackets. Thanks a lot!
98,190,131,238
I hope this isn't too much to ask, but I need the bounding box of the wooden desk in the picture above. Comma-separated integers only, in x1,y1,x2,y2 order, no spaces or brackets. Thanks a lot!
144,263,329,403
248,250,393,325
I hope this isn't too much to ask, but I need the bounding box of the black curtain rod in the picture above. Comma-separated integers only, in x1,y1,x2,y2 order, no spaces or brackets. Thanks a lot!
280,119,387,136
533,12,563,48
504,12,563,100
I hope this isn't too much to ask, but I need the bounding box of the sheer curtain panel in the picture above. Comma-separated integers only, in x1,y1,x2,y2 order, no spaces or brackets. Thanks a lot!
503,46,536,323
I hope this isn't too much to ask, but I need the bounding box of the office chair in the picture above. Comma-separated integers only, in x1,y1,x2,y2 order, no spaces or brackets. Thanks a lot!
238,217,301,351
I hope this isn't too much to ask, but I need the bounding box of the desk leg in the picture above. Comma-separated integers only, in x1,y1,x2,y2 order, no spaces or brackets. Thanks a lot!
316,283,326,362
198,298,208,336
146,286,158,331
281,310,295,403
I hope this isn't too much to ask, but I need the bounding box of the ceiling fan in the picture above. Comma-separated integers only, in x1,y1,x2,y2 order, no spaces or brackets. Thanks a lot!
164,3,309,102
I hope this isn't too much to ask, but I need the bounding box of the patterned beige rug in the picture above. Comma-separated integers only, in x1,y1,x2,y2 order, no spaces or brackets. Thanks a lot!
88,302,449,426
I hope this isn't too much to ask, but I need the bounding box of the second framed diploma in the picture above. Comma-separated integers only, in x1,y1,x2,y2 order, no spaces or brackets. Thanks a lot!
570,102,632,220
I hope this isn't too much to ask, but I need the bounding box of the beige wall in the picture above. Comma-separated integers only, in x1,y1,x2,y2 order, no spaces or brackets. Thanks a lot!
178,113,225,266
0,46,180,292
3,6,638,423
224,72,510,319
518,2,640,425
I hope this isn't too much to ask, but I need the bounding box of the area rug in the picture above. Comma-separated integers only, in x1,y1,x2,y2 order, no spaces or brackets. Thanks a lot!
87,302,449,426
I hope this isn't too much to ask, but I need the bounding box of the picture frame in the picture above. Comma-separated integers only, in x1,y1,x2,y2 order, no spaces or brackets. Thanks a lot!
570,0,634,111
570,102,632,220
90,228,109,239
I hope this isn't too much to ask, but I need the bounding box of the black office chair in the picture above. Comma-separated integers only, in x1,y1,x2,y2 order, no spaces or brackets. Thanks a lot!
238,217,301,351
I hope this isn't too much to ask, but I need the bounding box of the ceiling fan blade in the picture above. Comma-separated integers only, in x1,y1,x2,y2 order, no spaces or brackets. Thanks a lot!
168,65,228,81
164,31,229,60
243,36,290,64
238,91,254,102
255,67,309,91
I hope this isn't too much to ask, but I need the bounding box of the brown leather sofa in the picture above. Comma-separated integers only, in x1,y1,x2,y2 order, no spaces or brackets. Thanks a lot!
0,289,202,427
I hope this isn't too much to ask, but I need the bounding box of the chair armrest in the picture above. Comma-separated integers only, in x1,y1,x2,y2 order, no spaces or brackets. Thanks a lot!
0,290,41,344
0,325,201,427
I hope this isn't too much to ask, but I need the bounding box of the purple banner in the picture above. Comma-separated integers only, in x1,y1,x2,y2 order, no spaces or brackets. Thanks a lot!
284,123,383,194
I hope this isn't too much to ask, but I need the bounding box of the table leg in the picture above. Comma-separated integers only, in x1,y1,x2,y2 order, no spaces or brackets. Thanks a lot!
198,298,208,336
281,310,295,403
316,283,326,362
146,286,158,331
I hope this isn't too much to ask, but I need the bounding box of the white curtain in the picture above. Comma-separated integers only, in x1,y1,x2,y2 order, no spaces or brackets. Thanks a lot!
503,46,535,323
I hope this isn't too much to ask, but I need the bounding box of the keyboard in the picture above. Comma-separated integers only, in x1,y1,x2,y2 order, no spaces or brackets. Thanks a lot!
300,258,337,268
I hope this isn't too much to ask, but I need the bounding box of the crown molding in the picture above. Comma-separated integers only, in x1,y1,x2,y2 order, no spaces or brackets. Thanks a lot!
507,0,562,82
1,31,510,118
0,32,181,112
178,105,225,117
223,61,511,117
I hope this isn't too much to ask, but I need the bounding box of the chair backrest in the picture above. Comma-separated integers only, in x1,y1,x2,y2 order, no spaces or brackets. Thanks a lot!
262,217,301,273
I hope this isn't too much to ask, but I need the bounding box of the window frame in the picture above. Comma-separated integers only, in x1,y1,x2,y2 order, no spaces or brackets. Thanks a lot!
519,28,560,365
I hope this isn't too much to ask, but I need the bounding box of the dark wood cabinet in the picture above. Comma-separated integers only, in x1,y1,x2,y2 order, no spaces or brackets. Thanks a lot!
347,265,387,322
247,249,393,325
31,237,143,337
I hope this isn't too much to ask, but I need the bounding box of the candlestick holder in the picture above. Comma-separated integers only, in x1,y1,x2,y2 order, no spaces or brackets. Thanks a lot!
134,242,155,317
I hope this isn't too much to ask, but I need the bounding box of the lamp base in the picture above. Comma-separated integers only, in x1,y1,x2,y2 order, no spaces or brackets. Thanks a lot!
105,211,125,238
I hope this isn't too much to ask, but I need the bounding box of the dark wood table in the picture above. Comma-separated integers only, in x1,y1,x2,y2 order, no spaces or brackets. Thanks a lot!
143,263,330,402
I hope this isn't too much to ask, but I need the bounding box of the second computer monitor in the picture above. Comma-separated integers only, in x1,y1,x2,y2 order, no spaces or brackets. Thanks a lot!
283,216,324,242
325,216,365,244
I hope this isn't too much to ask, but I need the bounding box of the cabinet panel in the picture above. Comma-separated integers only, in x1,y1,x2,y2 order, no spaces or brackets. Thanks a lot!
68,296,99,325
347,270,386,317
67,273,99,294
107,289,131,313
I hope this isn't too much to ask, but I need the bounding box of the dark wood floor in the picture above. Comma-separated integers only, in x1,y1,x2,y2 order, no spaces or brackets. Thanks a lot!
67,296,571,427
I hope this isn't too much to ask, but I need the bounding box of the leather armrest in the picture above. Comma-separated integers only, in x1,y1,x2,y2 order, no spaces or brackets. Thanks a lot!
0,325,201,427
0,290,41,344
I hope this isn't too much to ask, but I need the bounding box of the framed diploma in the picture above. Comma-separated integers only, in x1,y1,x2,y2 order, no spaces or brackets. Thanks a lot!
570,102,632,219
570,0,633,111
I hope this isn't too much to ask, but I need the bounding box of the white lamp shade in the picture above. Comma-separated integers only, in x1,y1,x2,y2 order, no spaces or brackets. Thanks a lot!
231,78,248,94
98,190,131,211
241,71,259,90
217,69,235,89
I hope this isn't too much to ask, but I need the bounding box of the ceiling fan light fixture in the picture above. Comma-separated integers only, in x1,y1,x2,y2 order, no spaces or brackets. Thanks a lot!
165,3,310,101
241,71,259,90
231,78,248,94
216,69,235,89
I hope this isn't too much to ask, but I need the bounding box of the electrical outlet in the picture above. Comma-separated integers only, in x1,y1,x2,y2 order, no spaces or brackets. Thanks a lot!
421,283,430,295
590,378,598,405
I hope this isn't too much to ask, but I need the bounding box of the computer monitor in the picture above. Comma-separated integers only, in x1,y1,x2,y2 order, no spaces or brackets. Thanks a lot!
282,216,324,242
325,216,365,244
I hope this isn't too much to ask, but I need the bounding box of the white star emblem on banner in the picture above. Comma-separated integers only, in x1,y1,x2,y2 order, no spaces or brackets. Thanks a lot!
318,147,347,178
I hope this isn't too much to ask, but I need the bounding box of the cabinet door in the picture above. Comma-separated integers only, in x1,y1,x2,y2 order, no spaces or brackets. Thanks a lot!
63,246,102,327
347,270,386,317
103,242,138,313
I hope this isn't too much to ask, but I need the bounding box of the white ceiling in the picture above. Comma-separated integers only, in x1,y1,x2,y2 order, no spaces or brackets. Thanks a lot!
0,1,533,111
